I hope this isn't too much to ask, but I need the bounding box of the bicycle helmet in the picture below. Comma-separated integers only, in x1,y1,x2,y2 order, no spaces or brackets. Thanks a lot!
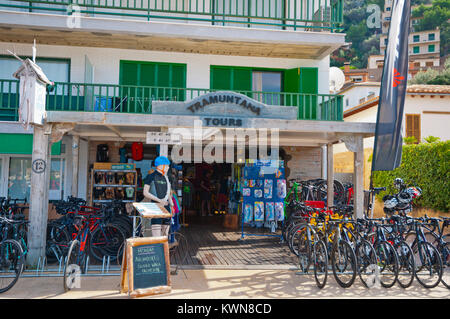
394,178,404,190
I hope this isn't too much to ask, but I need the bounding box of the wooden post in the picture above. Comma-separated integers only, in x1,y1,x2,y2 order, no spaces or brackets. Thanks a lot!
27,124,51,266
327,143,334,208
71,135,79,197
353,135,364,219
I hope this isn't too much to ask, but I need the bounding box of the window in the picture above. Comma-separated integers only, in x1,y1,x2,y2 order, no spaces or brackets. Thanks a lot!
252,71,282,105
384,38,388,45
386,7,391,11
6,156,65,201
428,33,435,41
8,157,32,201
406,114,420,143
428,44,435,53
345,98,349,107
0,56,70,82
413,46,420,54
426,61,434,67
413,35,420,42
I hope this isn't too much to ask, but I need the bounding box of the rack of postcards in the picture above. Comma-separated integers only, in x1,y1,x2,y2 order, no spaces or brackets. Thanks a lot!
240,159,286,239
90,162,137,205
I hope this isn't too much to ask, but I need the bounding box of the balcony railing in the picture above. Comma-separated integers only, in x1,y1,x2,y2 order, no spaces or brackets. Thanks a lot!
0,80,343,121
0,0,344,31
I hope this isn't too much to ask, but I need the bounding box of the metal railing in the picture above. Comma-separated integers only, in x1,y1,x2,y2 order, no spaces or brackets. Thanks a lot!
0,80,343,121
0,79,20,122
0,0,344,31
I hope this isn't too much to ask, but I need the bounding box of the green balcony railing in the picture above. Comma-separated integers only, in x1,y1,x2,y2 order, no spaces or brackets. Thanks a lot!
0,0,344,31
0,80,343,121
0,79,20,122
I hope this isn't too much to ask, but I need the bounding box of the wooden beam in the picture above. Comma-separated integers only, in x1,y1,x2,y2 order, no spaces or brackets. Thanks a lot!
71,135,80,197
27,124,50,267
327,143,334,208
353,135,364,219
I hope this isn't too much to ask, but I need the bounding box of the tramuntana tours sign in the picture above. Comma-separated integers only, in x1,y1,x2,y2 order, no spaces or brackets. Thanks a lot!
152,91,297,128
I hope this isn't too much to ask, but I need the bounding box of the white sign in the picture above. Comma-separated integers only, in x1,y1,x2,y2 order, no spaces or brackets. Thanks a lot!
146,132,181,145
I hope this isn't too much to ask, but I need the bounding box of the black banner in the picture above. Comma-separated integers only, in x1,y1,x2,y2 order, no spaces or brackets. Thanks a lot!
372,0,411,171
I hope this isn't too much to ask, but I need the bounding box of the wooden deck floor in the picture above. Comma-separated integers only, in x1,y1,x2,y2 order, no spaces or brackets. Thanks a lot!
171,224,296,267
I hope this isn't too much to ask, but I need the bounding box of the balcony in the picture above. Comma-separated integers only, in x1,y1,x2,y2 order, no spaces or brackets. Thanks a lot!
0,79,343,122
0,0,345,59
0,0,343,31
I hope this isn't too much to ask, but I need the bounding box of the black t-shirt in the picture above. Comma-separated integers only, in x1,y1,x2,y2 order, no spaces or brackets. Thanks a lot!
144,171,169,200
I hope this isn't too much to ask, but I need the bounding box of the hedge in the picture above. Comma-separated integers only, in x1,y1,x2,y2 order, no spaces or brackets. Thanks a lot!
372,140,450,213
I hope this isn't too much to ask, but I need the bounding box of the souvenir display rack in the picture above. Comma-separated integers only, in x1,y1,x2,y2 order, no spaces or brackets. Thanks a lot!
240,159,286,240
89,162,137,205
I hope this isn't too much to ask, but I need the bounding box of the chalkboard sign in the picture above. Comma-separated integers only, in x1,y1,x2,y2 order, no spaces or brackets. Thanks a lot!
120,237,171,297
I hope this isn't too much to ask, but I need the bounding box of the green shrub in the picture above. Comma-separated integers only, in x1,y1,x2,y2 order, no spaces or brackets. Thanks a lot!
372,140,450,212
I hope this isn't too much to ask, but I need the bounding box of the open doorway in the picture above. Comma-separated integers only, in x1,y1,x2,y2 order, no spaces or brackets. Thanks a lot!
182,163,233,226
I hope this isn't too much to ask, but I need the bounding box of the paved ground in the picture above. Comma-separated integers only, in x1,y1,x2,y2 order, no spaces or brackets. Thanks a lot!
1,268,449,299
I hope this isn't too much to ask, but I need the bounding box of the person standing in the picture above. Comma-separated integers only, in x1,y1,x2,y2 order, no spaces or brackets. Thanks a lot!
142,156,174,237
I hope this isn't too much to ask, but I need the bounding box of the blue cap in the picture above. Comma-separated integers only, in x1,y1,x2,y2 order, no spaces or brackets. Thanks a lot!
154,156,170,167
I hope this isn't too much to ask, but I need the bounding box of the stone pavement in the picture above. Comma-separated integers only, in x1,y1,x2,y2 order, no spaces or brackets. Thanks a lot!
1,268,449,299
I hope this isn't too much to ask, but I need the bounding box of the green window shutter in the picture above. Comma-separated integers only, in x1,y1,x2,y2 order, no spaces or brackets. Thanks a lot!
119,61,186,113
0,134,61,155
211,67,233,90
283,68,301,107
232,68,252,93
300,67,318,120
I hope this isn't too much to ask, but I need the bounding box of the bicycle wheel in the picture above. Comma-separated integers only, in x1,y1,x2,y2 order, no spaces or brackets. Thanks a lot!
395,240,415,289
355,239,377,288
374,241,399,288
331,240,357,288
46,223,71,263
414,241,443,289
313,240,328,289
439,242,449,289
64,239,86,292
0,239,24,294
90,223,126,262
291,225,313,272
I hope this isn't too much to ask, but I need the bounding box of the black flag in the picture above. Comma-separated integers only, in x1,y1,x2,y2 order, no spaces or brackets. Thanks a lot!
372,0,410,171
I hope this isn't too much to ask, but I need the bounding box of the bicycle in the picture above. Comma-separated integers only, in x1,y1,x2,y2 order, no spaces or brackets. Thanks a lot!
404,216,443,289
313,216,358,289
365,217,399,288
63,213,126,291
0,216,25,293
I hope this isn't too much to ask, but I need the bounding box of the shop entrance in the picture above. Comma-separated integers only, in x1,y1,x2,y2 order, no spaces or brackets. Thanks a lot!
182,163,233,226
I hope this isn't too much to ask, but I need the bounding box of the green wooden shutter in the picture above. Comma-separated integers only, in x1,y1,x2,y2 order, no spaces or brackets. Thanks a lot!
283,68,300,107
283,67,318,119
211,67,233,90
120,62,138,113
300,67,318,120
120,61,186,113
210,66,252,98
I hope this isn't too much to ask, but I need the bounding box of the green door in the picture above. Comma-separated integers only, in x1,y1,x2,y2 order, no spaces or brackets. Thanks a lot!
283,67,318,120
119,61,186,113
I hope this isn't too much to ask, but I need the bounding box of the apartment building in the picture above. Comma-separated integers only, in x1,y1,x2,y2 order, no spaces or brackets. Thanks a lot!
0,0,376,255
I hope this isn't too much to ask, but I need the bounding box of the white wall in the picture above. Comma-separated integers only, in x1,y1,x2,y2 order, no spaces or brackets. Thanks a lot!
341,84,380,112
0,42,330,94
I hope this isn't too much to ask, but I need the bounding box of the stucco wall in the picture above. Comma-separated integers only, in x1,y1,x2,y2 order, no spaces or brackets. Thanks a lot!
0,42,330,94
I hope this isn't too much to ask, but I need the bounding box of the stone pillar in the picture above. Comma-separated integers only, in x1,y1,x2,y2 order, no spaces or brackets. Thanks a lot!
27,124,51,266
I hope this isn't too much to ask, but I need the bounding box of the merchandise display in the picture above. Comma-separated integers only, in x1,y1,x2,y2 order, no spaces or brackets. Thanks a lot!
241,160,286,229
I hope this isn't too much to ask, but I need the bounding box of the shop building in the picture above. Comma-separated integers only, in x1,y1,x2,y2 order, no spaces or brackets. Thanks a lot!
0,0,375,264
